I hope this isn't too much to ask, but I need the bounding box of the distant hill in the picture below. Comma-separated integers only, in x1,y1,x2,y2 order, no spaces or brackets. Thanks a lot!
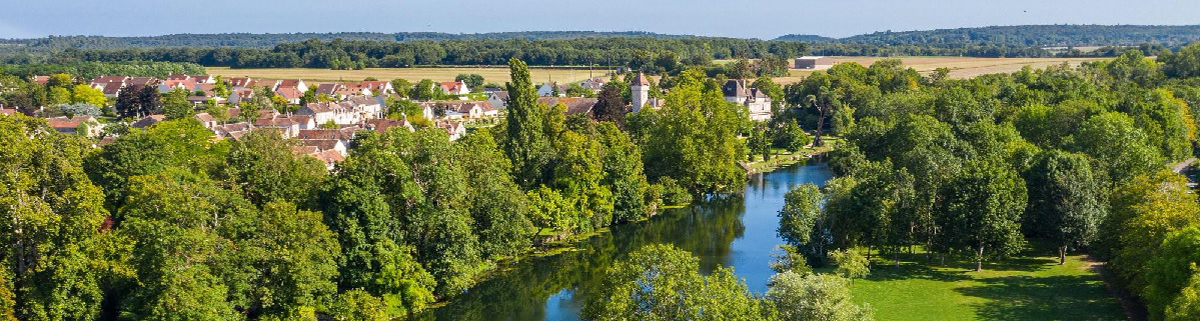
0,31,700,49
772,34,837,43
775,25,1200,47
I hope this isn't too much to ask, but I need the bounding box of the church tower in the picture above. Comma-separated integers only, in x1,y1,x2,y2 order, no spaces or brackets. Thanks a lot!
631,72,650,112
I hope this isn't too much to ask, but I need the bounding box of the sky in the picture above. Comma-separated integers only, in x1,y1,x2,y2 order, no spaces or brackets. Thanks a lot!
1,0,1197,39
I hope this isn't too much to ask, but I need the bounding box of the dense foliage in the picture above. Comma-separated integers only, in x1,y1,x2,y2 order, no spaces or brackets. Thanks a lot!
770,46,1200,321
0,56,750,320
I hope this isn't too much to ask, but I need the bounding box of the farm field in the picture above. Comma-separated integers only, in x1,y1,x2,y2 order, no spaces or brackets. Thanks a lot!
847,253,1126,321
206,66,610,84
772,56,1112,83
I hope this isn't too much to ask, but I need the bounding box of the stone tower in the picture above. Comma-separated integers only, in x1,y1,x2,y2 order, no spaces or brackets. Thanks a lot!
630,72,650,112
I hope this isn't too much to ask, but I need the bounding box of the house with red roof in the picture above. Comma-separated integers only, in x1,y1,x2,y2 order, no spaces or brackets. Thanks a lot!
439,81,470,96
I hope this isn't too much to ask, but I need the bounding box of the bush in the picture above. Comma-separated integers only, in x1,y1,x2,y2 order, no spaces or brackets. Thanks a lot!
658,177,692,206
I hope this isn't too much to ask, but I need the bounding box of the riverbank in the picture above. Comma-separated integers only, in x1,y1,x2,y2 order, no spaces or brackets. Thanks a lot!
743,136,840,174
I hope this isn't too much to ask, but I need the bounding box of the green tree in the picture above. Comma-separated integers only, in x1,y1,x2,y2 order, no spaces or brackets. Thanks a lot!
935,160,1027,272
327,289,388,321
1166,268,1200,321
636,70,746,197
1072,112,1164,184
0,115,113,321
1023,150,1107,264
456,132,533,258
503,59,552,189
455,74,484,89
163,89,193,120
778,184,822,247
582,244,767,321
1145,228,1200,320
766,271,873,321
70,85,107,106
596,123,651,223
828,249,870,280
390,79,412,98
224,130,327,208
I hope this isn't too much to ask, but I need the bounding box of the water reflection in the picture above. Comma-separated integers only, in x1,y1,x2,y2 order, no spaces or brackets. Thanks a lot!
422,161,834,321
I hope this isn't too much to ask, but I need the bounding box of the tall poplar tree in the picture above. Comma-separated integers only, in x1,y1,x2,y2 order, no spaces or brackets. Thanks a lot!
504,59,551,189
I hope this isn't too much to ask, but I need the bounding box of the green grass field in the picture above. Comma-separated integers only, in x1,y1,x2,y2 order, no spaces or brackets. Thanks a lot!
850,253,1125,321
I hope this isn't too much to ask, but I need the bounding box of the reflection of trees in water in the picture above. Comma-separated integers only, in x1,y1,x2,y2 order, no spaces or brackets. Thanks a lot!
422,196,747,321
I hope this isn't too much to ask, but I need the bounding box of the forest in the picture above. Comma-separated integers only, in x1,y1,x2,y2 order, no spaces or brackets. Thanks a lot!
778,24,1200,47
579,44,1200,321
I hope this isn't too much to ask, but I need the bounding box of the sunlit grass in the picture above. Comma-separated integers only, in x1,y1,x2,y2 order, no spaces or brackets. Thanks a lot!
847,252,1124,321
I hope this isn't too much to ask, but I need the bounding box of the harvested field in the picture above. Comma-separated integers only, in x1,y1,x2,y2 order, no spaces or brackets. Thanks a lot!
771,56,1111,84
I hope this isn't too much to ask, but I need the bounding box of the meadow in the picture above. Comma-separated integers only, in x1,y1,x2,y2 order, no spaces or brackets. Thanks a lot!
848,253,1127,321
207,66,609,84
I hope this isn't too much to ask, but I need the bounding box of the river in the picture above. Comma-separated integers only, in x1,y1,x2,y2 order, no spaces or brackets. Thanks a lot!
424,160,835,321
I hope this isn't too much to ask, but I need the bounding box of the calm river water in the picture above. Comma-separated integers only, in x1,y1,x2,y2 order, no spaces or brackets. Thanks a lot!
425,161,835,320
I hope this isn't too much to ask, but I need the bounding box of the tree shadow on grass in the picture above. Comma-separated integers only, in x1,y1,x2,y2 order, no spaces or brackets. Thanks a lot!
955,274,1125,321
865,261,972,282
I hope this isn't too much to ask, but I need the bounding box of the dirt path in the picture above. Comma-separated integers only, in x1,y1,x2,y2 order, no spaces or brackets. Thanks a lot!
1085,256,1148,321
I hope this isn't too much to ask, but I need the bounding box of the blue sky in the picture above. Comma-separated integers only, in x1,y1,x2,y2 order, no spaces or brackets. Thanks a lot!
1,0,1197,39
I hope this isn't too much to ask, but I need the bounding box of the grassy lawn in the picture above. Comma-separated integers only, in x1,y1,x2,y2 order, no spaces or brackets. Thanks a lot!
850,253,1125,321
745,136,840,173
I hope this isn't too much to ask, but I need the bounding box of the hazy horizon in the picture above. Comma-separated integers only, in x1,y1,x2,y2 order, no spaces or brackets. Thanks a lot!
2,0,1198,40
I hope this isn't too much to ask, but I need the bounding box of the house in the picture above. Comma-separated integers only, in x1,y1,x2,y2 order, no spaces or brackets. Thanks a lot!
291,115,316,130
127,77,159,87
194,113,218,129
46,116,103,137
166,74,190,81
100,82,125,99
487,91,509,109
537,97,599,116
276,87,304,105
213,122,253,139
91,76,130,87
229,89,254,105
439,81,470,96
580,77,607,93
300,139,348,157
455,102,497,119
315,83,345,97
298,102,357,125
32,76,51,85
254,116,301,138
296,129,356,141
365,118,415,133
438,121,467,141
311,149,345,170
192,75,213,84
537,82,568,97
348,95,384,119
0,108,18,116
131,114,167,129
276,80,307,93
794,56,835,70
159,79,196,93
358,81,393,94
227,77,254,89
722,80,773,121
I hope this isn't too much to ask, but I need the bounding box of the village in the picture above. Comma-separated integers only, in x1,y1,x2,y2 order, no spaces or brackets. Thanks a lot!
0,57,832,170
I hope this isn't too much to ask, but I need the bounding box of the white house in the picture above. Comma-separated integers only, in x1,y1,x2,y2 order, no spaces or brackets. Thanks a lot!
722,80,772,121
439,81,470,96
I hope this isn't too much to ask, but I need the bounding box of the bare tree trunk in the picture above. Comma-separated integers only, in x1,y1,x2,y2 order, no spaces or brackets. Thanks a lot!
976,246,985,272
813,105,827,147
1059,245,1068,265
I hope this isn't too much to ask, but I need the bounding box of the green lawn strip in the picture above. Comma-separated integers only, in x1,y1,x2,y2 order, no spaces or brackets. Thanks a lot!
850,254,1124,321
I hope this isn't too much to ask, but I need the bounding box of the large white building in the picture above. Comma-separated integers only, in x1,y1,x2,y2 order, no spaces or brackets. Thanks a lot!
631,72,650,112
